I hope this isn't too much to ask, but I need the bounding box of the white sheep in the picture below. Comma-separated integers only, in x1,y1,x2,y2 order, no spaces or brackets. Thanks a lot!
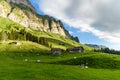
37,60,41,63
73,56,77,59
85,66,88,68
24,59,28,62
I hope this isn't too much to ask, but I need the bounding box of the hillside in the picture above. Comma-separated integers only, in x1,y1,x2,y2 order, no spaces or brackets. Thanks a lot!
0,0,90,51
0,16,92,52
0,50,120,80
0,0,71,37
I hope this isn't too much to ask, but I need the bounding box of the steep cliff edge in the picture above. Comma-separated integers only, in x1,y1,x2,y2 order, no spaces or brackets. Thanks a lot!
0,0,71,37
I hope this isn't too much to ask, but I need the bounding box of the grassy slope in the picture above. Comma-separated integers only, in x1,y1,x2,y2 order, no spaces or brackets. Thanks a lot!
0,52,120,80
0,41,50,53
0,16,93,52
0,0,92,51
53,53,120,69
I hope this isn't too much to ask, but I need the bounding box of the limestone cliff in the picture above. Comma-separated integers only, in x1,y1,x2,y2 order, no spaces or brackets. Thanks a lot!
0,0,71,37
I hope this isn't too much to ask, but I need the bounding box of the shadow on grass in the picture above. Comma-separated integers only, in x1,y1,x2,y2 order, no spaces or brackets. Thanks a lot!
50,54,120,69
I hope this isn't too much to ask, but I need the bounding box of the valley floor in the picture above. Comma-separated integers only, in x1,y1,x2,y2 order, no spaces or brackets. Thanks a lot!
0,52,120,80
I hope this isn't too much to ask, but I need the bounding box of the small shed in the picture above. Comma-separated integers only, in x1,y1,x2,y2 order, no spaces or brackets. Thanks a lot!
51,48,62,55
66,46,84,53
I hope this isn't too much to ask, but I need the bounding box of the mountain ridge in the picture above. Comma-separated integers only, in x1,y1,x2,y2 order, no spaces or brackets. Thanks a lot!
0,0,72,38
85,44,108,49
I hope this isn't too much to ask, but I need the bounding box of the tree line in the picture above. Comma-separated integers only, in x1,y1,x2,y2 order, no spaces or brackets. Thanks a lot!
94,48,120,54
0,28,49,47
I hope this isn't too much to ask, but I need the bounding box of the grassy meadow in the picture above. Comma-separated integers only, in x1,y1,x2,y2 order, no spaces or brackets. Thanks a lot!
0,50,120,80
0,41,119,80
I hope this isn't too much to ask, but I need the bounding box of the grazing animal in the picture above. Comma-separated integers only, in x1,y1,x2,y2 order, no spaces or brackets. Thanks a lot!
37,60,41,63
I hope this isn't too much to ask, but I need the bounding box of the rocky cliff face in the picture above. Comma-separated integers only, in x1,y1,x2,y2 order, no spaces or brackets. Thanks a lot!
6,0,36,12
0,0,71,37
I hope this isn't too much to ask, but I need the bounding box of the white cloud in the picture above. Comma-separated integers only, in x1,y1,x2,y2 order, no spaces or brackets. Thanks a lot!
36,0,120,49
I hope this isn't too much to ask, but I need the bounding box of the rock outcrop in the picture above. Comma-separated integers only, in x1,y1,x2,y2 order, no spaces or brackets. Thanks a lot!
0,0,71,37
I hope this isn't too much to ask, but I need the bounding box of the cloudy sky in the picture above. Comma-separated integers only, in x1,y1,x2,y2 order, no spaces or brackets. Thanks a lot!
30,0,120,50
